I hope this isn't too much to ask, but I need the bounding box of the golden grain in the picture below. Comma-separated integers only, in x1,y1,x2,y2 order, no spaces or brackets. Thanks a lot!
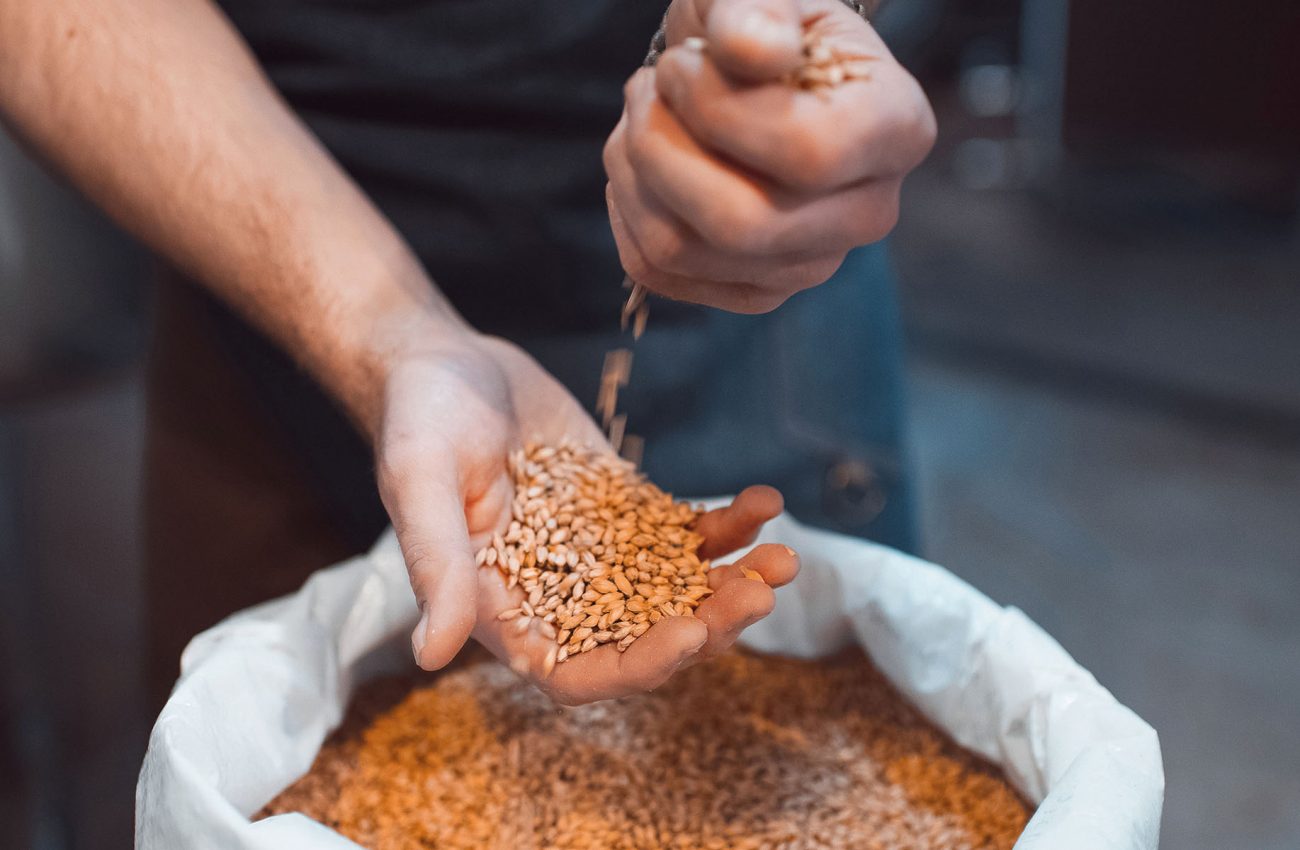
475,441,711,663
262,649,1032,850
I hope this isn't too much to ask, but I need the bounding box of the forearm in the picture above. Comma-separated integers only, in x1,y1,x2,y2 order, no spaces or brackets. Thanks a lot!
0,0,463,436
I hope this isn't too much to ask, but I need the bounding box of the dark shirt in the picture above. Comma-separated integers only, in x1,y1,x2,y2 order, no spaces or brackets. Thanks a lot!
192,0,916,554
216,0,666,332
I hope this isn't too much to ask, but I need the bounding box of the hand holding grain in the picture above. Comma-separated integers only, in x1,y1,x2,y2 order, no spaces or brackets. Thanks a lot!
377,336,794,703
474,467,794,706
604,0,935,313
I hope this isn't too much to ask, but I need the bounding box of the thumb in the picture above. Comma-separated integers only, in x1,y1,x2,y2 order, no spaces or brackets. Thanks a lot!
701,0,803,81
383,456,480,671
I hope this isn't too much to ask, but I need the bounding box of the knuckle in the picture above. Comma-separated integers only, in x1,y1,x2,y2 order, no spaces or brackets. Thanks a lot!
603,181,617,218
377,434,419,492
878,200,901,238
615,232,656,281
876,82,937,174
378,430,453,496
790,132,849,192
639,226,692,275
856,193,900,243
400,537,441,583
688,86,726,137
806,254,847,287
641,240,679,275
776,261,837,294
753,292,790,313
900,76,939,149
914,99,938,154
622,121,654,171
698,199,771,255
603,115,632,173
729,286,788,315
622,74,640,103
887,102,937,174
832,184,900,247
601,134,619,175
767,256,830,289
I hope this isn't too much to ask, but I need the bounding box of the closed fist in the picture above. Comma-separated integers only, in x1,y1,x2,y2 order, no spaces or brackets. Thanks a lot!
604,0,935,313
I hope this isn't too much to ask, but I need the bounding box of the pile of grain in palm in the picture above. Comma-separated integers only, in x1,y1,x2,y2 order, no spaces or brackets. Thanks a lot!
477,440,720,671
260,649,1032,850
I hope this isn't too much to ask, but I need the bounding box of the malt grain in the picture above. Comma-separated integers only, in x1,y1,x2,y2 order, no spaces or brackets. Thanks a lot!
478,440,712,663
262,649,1032,850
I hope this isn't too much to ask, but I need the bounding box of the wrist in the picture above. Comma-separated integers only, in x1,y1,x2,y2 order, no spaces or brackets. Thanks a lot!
297,255,479,443
349,303,481,442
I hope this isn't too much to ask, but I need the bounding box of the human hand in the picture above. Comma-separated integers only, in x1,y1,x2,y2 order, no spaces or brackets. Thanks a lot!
473,485,796,705
376,334,796,702
604,0,935,313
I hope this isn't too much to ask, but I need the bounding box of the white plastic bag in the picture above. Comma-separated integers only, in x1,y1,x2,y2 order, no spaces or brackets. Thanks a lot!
137,508,1164,849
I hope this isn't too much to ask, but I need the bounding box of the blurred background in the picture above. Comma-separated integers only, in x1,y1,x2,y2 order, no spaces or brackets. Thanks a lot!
1,0,1297,848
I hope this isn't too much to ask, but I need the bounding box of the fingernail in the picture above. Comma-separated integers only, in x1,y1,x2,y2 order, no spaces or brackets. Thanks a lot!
411,606,429,665
783,546,797,558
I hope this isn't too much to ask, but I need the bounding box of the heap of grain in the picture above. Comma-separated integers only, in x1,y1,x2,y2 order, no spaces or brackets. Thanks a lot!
262,649,1033,850
477,440,725,672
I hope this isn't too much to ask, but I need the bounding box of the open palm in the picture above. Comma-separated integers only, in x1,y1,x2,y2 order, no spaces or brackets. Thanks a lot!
377,334,796,703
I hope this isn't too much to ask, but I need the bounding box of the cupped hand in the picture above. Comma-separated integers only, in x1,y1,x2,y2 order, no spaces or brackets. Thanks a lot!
376,334,796,703
474,485,795,705
604,0,936,313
